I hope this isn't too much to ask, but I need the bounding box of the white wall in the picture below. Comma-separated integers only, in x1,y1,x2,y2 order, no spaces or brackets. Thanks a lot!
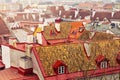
2,45,10,68
27,34,33,43
31,51,44,80
10,49,25,67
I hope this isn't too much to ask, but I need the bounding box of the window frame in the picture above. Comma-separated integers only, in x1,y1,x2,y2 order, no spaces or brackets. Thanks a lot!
58,66,65,74
100,61,107,69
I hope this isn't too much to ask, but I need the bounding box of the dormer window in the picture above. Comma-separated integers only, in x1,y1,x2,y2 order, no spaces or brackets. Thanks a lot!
95,55,109,69
58,66,65,74
100,61,107,68
53,60,67,75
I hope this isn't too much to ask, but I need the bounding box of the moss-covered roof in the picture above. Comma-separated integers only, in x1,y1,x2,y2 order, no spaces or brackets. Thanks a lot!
43,22,71,40
36,39,120,76
78,31,114,41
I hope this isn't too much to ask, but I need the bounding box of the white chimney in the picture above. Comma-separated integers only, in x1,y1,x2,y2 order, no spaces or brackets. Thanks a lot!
19,56,33,69
26,13,29,20
26,44,32,57
9,37,17,47
36,32,43,44
92,11,96,17
38,24,44,31
27,34,33,43
112,11,114,17
83,22,86,26
59,10,62,16
32,14,35,20
55,22,60,32
55,18,61,32
75,10,79,18
23,15,25,20
56,6,59,10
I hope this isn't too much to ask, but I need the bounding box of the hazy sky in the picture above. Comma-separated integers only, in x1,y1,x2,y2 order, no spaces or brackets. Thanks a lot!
1,0,116,3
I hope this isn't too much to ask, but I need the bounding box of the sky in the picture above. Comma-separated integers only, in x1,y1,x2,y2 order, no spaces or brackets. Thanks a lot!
30,0,116,2
0,0,116,3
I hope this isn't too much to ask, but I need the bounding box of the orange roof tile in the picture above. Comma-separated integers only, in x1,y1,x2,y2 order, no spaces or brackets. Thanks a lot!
70,21,84,29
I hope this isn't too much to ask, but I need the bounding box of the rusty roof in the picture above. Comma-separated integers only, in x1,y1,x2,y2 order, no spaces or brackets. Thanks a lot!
113,11,120,19
0,17,10,35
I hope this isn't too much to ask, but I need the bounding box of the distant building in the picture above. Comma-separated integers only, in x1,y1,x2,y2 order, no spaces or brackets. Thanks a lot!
116,0,120,2
0,3,20,12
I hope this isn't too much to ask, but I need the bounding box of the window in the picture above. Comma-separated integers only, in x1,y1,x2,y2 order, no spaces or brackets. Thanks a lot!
53,60,67,75
100,61,107,68
58,66,65,74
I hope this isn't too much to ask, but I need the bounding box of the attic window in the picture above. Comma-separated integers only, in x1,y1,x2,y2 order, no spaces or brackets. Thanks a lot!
95,55,109,69
53,60,67,75
100,61,107,68
58,66,65,74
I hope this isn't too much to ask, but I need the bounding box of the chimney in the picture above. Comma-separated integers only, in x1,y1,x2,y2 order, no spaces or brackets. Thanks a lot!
36,32,42,44
56,6,59,10
27,33,33,43
18,56,33,75
26,13,29,20
25,44,32,57
38,24,44,31
112,11,114,17
55,18,62,32
75,9,79,18
9,37,17,47
92,10,96,17
59,10,62,16
32,14,35,21
23,14,25,20
36,32,47,45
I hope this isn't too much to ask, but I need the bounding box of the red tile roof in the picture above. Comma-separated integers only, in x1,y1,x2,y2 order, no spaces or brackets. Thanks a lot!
91,11,112,21
15,13,39,21
0,67,39,80
113,11,120,19
77,10,91,19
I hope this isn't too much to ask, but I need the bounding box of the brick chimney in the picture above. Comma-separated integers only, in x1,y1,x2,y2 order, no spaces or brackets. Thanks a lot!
18,56,33,75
